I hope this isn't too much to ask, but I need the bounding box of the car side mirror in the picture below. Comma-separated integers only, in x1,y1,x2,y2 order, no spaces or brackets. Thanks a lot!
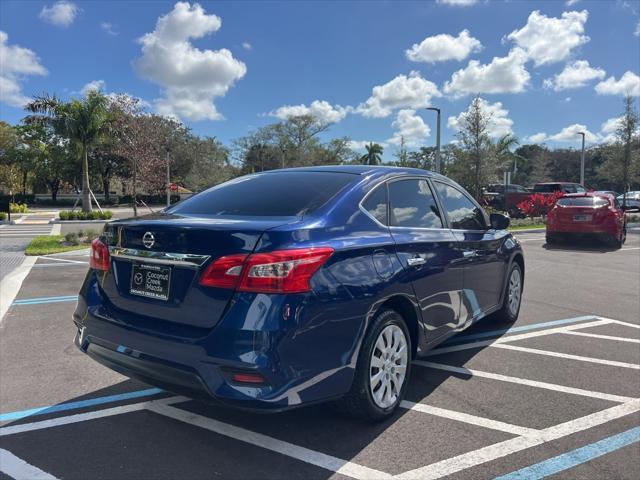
489,213,510,230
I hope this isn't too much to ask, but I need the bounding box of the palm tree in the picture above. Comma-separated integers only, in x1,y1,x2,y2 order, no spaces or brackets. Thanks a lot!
360,142,384,165
26,91,109,212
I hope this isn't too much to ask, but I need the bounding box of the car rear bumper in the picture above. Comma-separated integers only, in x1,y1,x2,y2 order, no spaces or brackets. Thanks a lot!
546,222,620,235
73,273,360,411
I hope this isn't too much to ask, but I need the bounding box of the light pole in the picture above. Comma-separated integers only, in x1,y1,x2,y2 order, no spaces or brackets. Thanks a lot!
281,146,287,169
166,148,171,207
577,132,585,186
426,107,441,173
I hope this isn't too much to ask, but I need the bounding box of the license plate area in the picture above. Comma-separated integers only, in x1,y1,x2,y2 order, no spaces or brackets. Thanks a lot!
130,263,171,301
573,214,592,222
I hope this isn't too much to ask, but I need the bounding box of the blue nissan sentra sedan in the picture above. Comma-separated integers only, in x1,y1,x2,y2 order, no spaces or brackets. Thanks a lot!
74,166,524,421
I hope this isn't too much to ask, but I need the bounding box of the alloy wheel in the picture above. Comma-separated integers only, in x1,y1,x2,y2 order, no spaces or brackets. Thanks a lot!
508,267,522,317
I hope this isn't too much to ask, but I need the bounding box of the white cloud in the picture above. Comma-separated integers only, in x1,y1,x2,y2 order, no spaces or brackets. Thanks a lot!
406,29,482,63
565,0,581,5
39,1,79,27
0,31,47,107
348,140,388,151
357,71,441,118
242,42,252,50
80,80,106,95
506,10,589,66
387,109,431,147
600,116,621,143
269,100,351,124
447,98,514,138
635,22,640,37
529,124,599,143
595,71,640,97
443,48,530,97
100,22,118,36
543,60,606,91
134,2,246,121
436,0,478,6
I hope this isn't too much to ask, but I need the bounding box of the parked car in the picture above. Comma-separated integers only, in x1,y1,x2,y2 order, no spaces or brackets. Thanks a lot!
617,191,640,211
483,183,531,216
546,192,626,247
74,166,524,421
532,182,587,194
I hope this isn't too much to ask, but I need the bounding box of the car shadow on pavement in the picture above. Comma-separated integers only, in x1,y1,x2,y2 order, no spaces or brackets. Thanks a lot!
543,239,620,253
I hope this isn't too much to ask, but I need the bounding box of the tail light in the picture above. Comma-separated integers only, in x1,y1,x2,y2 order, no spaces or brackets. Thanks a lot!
199,247,334,294
90,238,111,271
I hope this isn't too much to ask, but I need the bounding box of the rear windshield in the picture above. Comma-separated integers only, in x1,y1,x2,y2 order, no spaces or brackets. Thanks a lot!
533,184,560,193
557,196,609,207
168,172,356,216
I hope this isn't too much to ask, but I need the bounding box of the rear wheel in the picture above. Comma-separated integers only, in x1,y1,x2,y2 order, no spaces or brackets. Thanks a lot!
610,227,626,249
489,262,523,324
339,309,411,422
546,233,559,245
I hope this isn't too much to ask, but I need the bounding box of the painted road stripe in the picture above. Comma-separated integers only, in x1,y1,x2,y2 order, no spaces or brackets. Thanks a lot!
0,256,37,322
561,330,640,344
413,361,635,403
148,402,393,480
494,426,640,480
491,343,640,370
32,262,88,268
444,315,596,345
0,402,151,437
12,295,78,306
400,401,537,436
0,388,163,422
397,399,640,480
0,448,58,480
426,319,611,356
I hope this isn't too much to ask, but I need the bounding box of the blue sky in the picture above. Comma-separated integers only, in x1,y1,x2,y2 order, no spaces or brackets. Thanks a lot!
1,0,639,160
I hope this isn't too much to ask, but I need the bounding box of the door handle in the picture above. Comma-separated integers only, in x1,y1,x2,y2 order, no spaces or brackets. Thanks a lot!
407,257,426,267
462,250,478,258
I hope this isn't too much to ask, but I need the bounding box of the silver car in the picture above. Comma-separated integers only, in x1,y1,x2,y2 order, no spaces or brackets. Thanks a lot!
617,191,640,211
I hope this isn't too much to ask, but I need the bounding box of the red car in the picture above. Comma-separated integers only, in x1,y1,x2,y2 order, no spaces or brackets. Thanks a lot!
546,192,627,247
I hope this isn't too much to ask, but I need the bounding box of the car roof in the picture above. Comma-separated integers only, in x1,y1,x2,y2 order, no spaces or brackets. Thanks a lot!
562,192,611,198
535,182,580,185
263,164,448,180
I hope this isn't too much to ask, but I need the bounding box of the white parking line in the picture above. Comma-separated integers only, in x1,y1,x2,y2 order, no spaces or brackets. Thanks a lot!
561,330,640,344
491,344,640,370
397,399,640,480
413,361,635,403
600,318,640,329
0,448,58,480
424,319,611,356
147,402,393,480
400,401,538,436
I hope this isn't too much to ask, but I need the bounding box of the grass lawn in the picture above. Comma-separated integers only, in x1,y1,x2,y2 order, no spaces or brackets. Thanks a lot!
25,235,91,256
508,223,546,231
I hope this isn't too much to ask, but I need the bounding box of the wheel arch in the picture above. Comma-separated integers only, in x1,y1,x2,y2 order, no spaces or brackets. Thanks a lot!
375,295,420,357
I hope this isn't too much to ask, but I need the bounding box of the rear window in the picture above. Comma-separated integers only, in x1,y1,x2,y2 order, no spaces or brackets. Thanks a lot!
169,172,355,216
557,196,609,207
533,184,559,193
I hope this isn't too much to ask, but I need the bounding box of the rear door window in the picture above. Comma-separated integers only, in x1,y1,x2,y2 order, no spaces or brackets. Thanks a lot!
388,179,443,229
169,172,355,217
434,182,487,230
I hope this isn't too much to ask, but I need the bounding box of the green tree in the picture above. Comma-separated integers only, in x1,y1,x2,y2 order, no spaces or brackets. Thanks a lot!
457,96,492,199
618,95,640,199
25,91,110,211
360,142,384,165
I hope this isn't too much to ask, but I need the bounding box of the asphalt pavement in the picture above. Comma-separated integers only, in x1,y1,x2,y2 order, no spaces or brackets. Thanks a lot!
0,231,638,480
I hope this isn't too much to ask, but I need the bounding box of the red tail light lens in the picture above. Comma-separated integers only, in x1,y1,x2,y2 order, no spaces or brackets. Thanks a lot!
90,238,111,271
199,254,248,288
199,247,334,294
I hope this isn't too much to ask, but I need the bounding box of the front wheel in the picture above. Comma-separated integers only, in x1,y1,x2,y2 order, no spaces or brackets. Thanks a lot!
339,309,411,422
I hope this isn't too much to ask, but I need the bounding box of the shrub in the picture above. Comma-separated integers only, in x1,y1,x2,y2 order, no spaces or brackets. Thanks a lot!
517,191,563,218
84,229,99,241
9,202,28,213
0,212,7,221
57,210,112,221
64,232,79,245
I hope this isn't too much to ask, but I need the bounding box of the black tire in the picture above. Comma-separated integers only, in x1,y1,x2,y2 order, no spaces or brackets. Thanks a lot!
339,309,412,422
489,262,523,324
546,233,559,245
610,228,626,249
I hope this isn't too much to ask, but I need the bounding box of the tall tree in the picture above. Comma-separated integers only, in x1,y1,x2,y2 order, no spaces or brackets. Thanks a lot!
457,96,492,199
360,142,384,165
25,91,110,211
618,95,639,201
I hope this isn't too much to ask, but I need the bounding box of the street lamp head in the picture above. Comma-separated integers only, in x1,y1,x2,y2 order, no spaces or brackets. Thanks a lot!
426,107,440,113
577,132,585,137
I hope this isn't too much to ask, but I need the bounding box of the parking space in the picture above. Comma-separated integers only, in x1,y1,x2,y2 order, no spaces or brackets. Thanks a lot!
1,231,639,479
